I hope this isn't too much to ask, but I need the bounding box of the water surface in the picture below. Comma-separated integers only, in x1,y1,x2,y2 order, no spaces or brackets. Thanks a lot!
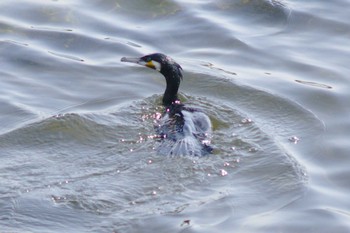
1,0,350,232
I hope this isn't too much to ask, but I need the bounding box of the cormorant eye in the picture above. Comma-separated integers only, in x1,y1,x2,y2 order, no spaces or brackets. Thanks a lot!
145,57,152,62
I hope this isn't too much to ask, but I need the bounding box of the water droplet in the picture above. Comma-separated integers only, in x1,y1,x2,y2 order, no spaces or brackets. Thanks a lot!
224,162,230,167
201,139,211,145
147,159,153,164
130,201,136,205
220,169,228,176
241,118,252,124
248,147,258,152
155,112,162,120
289,136,300,144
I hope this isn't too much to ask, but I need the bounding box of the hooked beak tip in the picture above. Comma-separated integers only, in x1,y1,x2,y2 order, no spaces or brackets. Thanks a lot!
120,56,140,64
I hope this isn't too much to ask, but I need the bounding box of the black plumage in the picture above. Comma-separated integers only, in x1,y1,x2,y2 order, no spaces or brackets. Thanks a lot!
121,53,212,156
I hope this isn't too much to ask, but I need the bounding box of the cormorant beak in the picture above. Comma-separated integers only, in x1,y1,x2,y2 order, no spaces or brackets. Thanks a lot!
121,56,142,64
121,56,160,71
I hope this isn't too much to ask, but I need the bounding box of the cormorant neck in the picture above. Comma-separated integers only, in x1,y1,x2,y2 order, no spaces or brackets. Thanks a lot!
161,68,181,107
163,83,179,106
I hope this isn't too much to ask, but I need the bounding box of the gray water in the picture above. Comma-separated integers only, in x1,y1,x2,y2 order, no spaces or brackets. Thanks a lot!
1,0,350,232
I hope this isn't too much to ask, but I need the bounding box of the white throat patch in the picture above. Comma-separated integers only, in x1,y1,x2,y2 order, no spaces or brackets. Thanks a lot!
152,61,161,72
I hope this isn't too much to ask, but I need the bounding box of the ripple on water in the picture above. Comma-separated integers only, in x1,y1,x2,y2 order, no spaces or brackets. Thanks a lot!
0,72,320,231
127,72,322,230
1,62,324,230
0,0,347,231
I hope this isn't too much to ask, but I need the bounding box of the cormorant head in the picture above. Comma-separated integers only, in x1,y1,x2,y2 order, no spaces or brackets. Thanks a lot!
121,53,183,106
121,53,183,81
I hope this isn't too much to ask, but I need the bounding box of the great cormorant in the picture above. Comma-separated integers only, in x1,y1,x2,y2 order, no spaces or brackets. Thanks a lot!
121,53,212,156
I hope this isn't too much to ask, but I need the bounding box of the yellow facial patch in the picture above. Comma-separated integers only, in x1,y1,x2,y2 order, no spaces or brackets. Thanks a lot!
146,61,155,69
145,60,161,71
